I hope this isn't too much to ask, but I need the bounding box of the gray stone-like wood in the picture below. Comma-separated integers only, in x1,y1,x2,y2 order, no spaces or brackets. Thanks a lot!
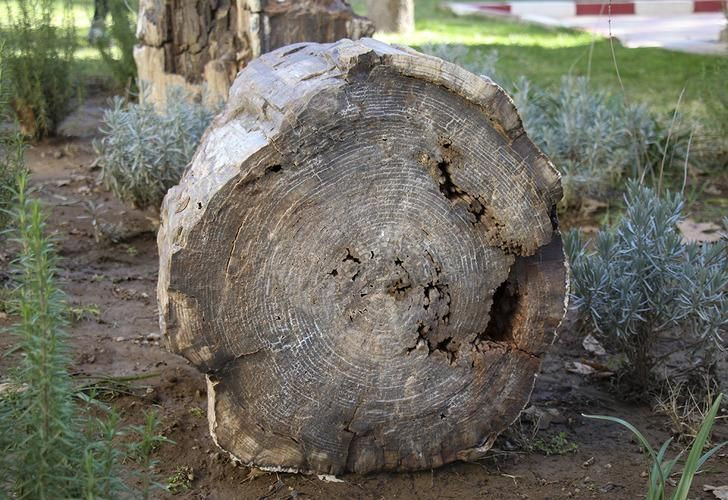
135,0,374,104
157,38,568,475
366,0,415,33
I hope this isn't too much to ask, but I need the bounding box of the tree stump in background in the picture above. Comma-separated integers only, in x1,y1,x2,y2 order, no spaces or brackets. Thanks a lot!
158,38,568,475
134,0,374,105
365,0,415,33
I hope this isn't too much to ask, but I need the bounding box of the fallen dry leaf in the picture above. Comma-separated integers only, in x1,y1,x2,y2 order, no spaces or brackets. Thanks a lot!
677,219,725,243
241,467,269,483
583,334,606,356
580,197,608,217
704,485,728,500
317,474,345,483
702,181,722,196
568,361,595,376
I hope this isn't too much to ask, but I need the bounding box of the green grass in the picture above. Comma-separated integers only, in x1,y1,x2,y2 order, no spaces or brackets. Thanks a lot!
353,0,727,124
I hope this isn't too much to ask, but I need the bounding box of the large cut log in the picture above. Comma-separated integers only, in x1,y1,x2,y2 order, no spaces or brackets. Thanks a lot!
366,0,415,33
135,0,374,105
158,38,568,475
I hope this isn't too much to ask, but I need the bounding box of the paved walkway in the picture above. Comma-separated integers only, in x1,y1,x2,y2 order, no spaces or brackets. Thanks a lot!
445,2,728,54
533,13,727,53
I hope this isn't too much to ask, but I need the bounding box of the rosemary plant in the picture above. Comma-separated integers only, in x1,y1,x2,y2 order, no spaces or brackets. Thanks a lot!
1,0,78,137
0,173,171,497
95,86,218,209
1,173,82,498
565,182,727,387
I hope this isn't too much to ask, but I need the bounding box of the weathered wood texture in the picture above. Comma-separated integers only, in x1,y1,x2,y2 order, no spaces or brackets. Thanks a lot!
158,38,568,475
365,0,415,33
135,0,374,104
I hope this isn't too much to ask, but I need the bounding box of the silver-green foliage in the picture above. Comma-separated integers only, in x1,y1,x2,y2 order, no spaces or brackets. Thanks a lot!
565,183,727,384
95,87,218,209
0,174,170,498
513,77,688,206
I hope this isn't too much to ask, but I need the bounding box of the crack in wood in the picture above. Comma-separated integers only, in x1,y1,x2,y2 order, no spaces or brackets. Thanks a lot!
420,140,528,256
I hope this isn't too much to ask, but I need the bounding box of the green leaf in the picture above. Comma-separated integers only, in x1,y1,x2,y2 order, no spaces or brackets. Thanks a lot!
671,393,723,500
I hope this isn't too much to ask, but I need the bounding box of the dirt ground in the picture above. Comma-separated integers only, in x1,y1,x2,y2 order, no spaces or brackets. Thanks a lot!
1,103,727,499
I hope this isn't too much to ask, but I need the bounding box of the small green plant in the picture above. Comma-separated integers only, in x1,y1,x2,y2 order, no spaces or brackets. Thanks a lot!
584,393,726,500
166,465,194,495
0,132,24,231
1,0,78,137
92,0,138,91
189,406,205,419
123,243,139,256
128,411,173,500
80,402,128,498
565,183,727,387
95,86,218,209
533,431,579,456
70,303,102,322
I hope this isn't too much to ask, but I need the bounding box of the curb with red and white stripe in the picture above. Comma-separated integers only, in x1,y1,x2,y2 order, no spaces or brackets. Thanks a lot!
445,0,726,18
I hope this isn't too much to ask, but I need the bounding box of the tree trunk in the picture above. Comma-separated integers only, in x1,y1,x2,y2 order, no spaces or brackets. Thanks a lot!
366,0,414,33
157,38,568,475
134,0,374,105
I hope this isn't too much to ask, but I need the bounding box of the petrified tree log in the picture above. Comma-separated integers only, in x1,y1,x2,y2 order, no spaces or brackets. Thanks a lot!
135,0,374,105
158,38,568,475
366,0,415,33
